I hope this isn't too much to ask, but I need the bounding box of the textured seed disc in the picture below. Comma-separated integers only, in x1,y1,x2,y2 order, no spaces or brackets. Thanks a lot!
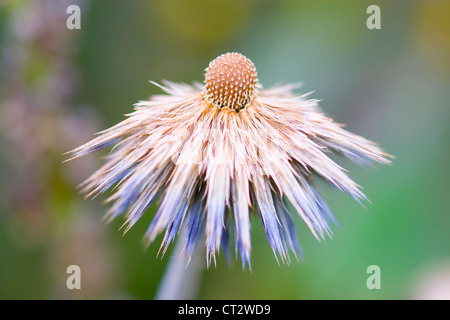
204,52,258,111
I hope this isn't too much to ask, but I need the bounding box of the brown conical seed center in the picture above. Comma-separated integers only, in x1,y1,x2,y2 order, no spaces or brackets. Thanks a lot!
204,53,258,111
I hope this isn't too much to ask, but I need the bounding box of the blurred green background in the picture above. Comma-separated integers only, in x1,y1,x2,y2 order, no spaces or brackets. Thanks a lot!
1,0,449,300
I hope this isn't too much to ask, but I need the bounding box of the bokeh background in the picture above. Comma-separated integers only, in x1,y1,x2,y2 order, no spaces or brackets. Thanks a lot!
1,0,449,300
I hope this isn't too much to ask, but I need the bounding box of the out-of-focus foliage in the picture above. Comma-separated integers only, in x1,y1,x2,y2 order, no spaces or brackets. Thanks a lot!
0,0,449,299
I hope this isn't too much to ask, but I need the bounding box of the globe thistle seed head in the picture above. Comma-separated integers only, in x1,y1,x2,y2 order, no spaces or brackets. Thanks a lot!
204,52,258,111
66,53,392,269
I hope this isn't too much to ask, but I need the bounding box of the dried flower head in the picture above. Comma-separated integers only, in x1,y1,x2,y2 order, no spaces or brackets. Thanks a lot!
66,52,391,269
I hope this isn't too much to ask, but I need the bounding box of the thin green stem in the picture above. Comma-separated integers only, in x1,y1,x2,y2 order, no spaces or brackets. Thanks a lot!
154,232,204,300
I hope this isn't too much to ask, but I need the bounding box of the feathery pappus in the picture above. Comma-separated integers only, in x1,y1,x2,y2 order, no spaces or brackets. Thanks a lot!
66,52,391,269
